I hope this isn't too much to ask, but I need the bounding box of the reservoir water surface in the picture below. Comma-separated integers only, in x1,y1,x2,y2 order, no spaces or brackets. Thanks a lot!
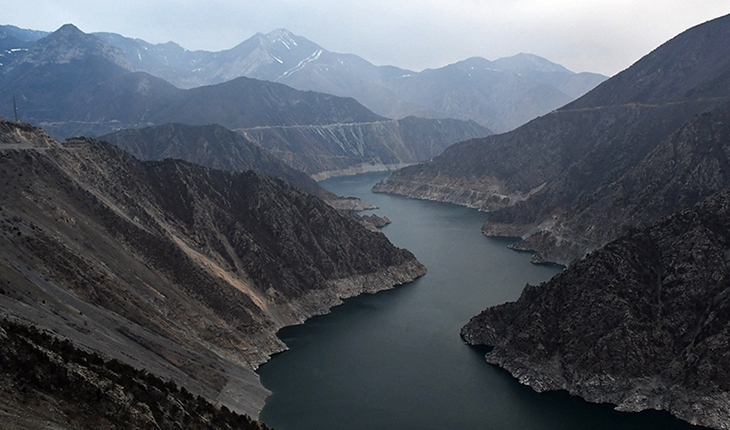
257,172,705,430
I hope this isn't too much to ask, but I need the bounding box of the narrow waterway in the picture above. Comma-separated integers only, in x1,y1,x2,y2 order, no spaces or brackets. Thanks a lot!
257,172,705,430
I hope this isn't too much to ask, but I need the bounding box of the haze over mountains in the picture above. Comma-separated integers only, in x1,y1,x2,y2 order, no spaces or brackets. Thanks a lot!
0,24,490,178
1,24,606,133
97,28,606,133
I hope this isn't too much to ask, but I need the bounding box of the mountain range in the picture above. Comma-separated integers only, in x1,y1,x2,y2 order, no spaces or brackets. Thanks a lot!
0,24,489,178
1,24,606,133
97,28,607,133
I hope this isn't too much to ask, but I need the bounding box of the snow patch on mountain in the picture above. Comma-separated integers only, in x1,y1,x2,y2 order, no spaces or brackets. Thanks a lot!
280,49,322,78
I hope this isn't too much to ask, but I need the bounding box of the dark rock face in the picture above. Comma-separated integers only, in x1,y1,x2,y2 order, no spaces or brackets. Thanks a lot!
0,120,426,417
514,99,730,264
461,188,730,429
375,13,730,265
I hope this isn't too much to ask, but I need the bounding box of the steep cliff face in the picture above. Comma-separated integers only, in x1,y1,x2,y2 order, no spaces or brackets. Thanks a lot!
511,99,730,264
239,116,490,179
375,14,730,265
461,188,730,429
0,120,426,417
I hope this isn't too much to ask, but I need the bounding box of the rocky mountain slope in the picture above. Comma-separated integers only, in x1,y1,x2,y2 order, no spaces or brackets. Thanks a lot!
0,24,489,178
0,25,46,69
510,98,730,264
0,319,271,429
461,186,730,430
95,28,606,132
0,119,426,417
98,123,370,208
238,116,489,179
101,120,486,186
375,13,730,265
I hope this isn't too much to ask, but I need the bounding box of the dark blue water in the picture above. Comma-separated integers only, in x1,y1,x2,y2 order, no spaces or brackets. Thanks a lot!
257,172,705,430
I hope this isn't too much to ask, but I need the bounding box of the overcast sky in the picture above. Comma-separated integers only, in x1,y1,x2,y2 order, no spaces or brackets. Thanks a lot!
4,1,728,76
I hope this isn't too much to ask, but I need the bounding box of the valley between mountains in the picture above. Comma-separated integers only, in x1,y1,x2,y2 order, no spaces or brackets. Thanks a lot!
1,12,730,430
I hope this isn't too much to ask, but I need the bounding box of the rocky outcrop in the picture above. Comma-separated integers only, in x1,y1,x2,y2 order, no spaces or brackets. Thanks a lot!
0,120,426,417
239,116,490,178
461,187,730,429
359,214,391,230
375,14,730,265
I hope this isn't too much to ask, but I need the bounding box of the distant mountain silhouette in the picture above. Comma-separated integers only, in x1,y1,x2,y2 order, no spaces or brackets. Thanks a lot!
92,28,606,132
0,24,47,68
1,25,606,132
0,24,381,133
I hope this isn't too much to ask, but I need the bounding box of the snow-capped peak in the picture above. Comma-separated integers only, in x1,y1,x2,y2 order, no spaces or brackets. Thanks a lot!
266,28,299,50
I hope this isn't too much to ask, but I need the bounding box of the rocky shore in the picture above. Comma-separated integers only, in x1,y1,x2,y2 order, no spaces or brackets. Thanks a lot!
461,188,730,429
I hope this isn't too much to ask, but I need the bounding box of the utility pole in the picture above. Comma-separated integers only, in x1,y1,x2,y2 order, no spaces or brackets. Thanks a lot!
13,94,18,122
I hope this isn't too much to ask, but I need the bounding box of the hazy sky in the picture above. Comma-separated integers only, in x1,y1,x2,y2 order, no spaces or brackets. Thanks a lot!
4,1,728,76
